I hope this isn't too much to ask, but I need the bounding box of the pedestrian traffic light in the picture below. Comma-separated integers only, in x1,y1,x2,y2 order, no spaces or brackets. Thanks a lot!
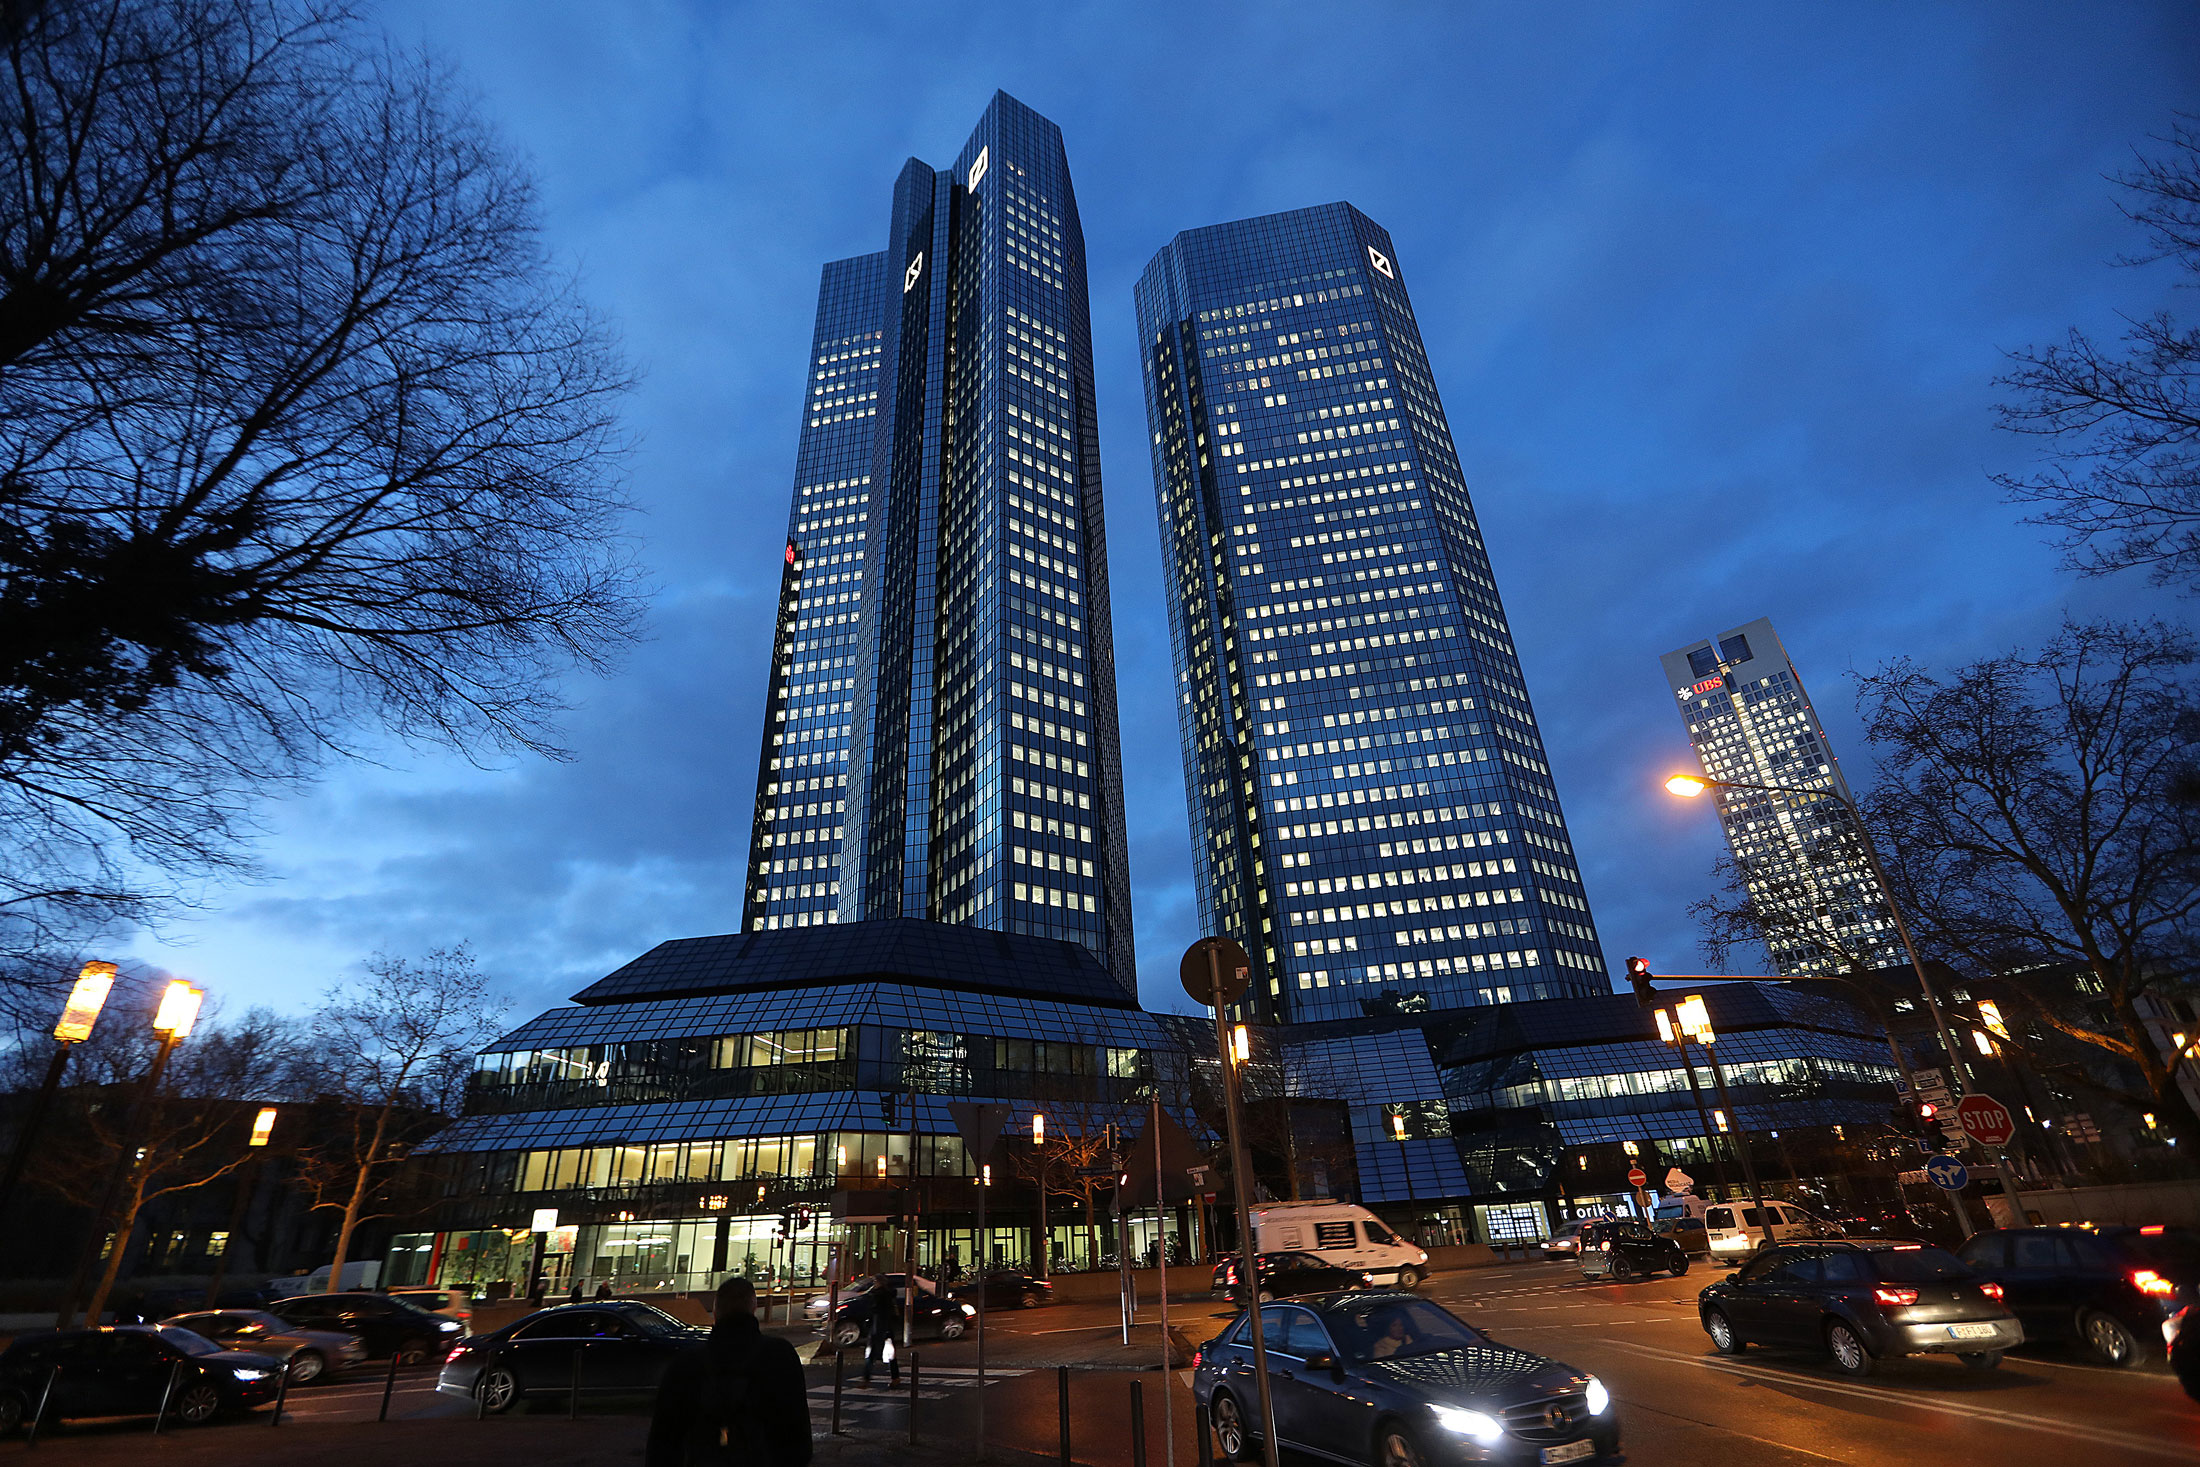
1626,957,1656,1008
880,1092,898,1127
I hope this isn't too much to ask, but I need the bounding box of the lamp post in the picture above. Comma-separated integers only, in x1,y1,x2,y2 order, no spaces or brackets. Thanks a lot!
1031,1111,1049,1280
1673,995,1777,1250
0,962,116,1226
1663,771,2006,1233
204,1107,278,1307
1650,1004,1737,1208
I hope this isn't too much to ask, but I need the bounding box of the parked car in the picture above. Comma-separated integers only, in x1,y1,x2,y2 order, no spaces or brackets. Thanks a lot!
437,1301,703,1413
0,1326,283,1432
265,1290,464,1363
157,1309,367,1384
1697,1241,2021,1376
1246,1202,1429,1287
1651,1196,1712,1257
1192,1292,1619,1465
1579,1219,1689,1281
1212,1252,1374,1305
1954,1224,2199,1367
951,1271,1055,1309
821,1282,976,1347
1702,1199,1832,1257
1541,1220,1592,1259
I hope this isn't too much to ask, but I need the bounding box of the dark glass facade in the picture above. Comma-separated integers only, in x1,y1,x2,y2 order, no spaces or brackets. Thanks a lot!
1136,203,1607,1022
744,92,1133,990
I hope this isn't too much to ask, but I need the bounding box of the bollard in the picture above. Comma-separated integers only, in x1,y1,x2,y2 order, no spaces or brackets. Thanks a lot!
378,1348,402,1421
1058,1365,1071,1466
1194,1400,1211,1467
908,1350,920,1447
568,1342,582,1420
271,1359,290,1427
831,1344,846,1435
1130,1378,1147,1467
26,1365,58,1448
153,1359,184,1435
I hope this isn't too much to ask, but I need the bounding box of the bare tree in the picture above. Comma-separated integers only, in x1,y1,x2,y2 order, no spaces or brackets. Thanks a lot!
1996,116,2200,590
0,2,639,984
293,945,504,1291
1861,621,2200,1139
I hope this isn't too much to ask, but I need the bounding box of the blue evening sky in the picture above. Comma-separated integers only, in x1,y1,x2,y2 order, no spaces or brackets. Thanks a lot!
126,2,2198,1022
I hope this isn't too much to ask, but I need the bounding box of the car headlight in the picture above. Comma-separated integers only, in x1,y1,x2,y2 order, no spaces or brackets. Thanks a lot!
961,1304,976,1316
1586,1377,1610,1416
439,1319,462,1332
1431,1405,1504,1445
232,1366,275,1381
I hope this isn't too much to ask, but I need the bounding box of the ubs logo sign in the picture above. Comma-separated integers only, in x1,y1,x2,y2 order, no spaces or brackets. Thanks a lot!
904,252,925,294
1367,245,1395,279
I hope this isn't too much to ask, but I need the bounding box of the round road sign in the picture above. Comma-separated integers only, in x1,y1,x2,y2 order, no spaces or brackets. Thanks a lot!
1627,1167,1647,1188
1923,1155,1970,1191
1956,1094,2015,1147
1179,936,1251,1007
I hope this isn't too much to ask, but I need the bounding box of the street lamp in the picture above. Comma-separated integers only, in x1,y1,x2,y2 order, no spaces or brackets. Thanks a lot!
1661,770,2022,1232
0,962,118,1224
1032,1111,1050,1279
1649,1002,1741,1221
1673,994,1778,1251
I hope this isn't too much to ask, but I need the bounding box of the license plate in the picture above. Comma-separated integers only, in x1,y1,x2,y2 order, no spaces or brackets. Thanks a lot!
1946,1323,1997,1340
1542,1442,1596,1465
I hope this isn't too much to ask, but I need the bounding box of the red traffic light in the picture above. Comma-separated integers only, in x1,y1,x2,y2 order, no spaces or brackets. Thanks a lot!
1625,957,1651,978
1917,1101,1937,1120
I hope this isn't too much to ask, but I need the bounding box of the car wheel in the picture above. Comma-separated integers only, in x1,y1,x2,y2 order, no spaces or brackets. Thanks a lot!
2081,1309,2141,1368
1375,1419,1431,1467
285,1350,326,1385
1255,1289,1275,1303
833,1322,862,1349
1959,1351,2004,1371
1825,1320,1875,1377
1704,1308,1745,1354
1021,1291,1042,1309
1611,1257,1632,1282
173,1380,222,1426
940,1316,967,1340
0,1389,27,1437
1210,1392,1258,1462
394,1338,430,1367
1670,1258,1690,1277
477,1366,519,1415
1395,1266,1422,1289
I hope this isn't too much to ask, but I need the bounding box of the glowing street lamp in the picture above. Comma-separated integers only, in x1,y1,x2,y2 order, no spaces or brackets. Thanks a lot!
0,961,121,1223
248,1108,278,1148
1664,774,1711,798
1032,1112,1051,1278
151,980,204,1040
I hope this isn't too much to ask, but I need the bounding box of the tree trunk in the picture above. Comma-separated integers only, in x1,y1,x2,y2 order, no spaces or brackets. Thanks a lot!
83,1165,152,1327
326,1103,395,1292
2112,987,2200,1144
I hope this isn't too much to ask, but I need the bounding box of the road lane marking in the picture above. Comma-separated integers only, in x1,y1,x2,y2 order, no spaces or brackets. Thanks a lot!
1603,1340,2200,1460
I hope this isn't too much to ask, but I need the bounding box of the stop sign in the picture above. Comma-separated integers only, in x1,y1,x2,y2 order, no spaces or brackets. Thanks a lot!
1627,1167,1647,1188
1957,1094,2015,1147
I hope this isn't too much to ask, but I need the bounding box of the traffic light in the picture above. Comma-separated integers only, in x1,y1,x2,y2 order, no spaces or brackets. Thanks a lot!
1891,1097,1939,1150
880,1092,898,1127
1626,956,1656,1008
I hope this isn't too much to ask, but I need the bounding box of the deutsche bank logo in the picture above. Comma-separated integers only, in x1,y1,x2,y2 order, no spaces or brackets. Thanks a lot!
904,252,925,294
1366,245,1395,279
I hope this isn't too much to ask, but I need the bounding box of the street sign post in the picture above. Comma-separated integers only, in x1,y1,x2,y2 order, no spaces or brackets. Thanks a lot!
1627,1167,1647,1188
945,1100,1010,1463
1955,1095,2015,1148
1923,1155,1970,1191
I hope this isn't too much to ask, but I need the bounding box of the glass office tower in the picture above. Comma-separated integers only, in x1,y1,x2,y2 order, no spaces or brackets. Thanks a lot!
1136,203,1607,1022
743,92,1134,992
1659,617,1899,976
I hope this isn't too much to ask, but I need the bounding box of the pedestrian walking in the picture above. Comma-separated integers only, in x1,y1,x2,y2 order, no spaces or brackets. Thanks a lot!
647,1276,809,1467
861,1276,902,1388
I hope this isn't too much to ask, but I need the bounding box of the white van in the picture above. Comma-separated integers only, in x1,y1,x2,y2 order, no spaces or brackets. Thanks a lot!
1701,1199,1827,1257
266,1260,381,1297
1249,1202,1430,1287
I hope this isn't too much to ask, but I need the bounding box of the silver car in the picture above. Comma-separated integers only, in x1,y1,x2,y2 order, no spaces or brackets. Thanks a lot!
159,1309,368,1384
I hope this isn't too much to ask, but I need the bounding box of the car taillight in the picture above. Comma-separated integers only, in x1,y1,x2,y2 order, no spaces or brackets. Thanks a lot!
1979,1282,2004,1302
1873,1287,1919,1307
2135,1270,2177,1298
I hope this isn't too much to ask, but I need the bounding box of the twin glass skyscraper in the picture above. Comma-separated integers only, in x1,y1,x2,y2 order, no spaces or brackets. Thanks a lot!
742,93,1136,992
745,99,1607,1020
1137,205,1609,1021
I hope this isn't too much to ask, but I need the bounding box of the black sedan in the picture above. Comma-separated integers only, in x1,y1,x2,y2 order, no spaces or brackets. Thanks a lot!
266,1290,465,1363
437,1301,703,1412
1578,1220,1688,1282
822,1284,977,1347
1698,1241,2021,1375
1954,1224,2197,1367
952,1270,1055,1309
1193,1292,1618,1467
1213,1252,1374,1304
0,1326,283,1432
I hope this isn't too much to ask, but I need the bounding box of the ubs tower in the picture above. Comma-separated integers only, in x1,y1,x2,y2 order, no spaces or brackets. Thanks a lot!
1136,204,1607,1021
741,92,1134,989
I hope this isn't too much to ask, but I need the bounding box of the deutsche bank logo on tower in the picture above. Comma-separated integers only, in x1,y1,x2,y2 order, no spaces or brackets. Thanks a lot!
1367,244,1395,278
904,252,925,294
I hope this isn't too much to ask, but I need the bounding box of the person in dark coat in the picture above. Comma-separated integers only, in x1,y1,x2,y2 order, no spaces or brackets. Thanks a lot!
861,1276,902,1387
647,1277,809,1467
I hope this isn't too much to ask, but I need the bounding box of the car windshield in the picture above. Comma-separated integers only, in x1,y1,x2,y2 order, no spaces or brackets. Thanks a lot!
1870,1247,1971,1283
154,1327,222,1356
613,1304,691,1336
1324,1299,1486,1362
